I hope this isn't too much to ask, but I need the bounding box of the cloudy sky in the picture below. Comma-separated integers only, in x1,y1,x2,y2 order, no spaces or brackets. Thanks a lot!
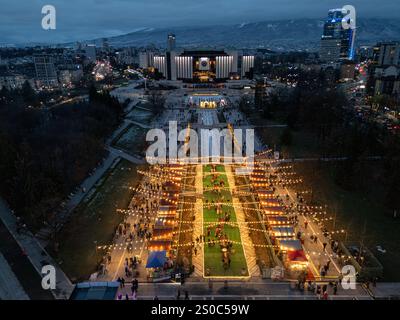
0,0,398,44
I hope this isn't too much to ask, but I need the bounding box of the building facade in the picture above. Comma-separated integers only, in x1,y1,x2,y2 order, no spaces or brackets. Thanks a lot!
319,8,356,63
369,42,400,97
156,50,253,82
138,35,254,82
0,74,28,90
33,55,58,88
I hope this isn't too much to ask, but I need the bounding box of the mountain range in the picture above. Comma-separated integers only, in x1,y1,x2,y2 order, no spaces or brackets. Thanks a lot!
92,18,400,51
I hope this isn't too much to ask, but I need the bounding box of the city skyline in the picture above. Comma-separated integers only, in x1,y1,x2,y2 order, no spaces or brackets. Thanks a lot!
0,0,399,45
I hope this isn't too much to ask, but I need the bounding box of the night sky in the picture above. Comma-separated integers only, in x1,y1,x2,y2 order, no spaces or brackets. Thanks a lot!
0,0,398,44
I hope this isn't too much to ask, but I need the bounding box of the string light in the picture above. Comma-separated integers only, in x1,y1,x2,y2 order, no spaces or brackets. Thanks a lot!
94,148,346,275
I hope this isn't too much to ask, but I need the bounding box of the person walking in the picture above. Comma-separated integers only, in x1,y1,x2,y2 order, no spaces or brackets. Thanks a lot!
333,282,338,295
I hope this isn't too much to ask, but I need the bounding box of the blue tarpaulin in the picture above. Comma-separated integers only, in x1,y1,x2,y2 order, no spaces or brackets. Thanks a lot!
146,250,167,268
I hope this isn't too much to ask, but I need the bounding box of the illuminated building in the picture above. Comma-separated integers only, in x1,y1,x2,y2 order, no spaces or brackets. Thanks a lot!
167,33,176,52
150,34,255,82
319,9,356,62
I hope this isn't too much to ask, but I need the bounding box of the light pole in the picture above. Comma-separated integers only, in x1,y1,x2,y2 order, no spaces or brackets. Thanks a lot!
94,240,98,264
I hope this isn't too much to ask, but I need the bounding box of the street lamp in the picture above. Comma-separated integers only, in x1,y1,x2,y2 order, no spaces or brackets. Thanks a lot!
94,240,98,264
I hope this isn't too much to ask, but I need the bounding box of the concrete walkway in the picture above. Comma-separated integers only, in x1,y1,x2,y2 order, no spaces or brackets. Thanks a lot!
191,165,204,277
0,253,29,300
369,283,400,299
0,198,74,299
107,146,146,164
116,280,372,300
268,164,342,279
225,165,260,277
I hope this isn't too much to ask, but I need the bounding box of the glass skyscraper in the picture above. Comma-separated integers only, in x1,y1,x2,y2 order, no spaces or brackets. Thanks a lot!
319,8,356,62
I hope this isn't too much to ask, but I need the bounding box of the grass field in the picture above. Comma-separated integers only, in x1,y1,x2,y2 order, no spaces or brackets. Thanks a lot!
112,124,147,156
55,159,142,281
202,164,248,277
126,105,153,123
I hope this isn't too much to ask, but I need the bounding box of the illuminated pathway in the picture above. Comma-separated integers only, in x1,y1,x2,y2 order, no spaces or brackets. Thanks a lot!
268,161,341,280
191,164,204,277
225,165,260,277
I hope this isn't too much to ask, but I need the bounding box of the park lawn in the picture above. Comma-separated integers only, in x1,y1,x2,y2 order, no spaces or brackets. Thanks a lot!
203,164,248,277
55,158,143,281
112,124,147,156
127,104,153,123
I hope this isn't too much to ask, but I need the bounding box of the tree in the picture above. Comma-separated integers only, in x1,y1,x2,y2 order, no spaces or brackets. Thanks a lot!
21,81,39,107
0,85,124,230
280,127,293,146
147,90,165,116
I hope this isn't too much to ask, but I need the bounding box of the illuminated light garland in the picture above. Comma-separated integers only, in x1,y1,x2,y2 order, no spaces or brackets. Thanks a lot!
97,239,281,251
115,207,336,229
168,222,346,238
137,170,183,182
100,149,346,269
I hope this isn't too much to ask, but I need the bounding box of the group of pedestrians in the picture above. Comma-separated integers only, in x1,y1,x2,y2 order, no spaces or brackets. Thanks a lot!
116,277,139,300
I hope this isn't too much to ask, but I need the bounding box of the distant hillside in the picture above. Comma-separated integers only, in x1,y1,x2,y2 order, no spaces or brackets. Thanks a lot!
97,18,400,51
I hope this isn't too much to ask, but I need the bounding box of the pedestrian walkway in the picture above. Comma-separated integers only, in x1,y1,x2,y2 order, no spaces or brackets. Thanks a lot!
270,165,342,279
114,280,372,300
191,165,204,277
0,198,73,299
0,253,29,300
368,282,400,299
107,146,145,164
225,165,260,277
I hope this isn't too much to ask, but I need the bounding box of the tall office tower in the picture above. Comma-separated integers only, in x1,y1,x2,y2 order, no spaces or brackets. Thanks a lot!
319,8,356,63
33,55,58,88
166,34,177,80
167,33,176,52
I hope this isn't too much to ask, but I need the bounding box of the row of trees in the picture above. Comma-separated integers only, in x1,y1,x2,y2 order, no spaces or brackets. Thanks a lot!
0,83,124,229
252,69,400,214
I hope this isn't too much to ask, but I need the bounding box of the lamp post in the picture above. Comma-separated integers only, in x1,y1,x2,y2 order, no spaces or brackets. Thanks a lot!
94,240,98,264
